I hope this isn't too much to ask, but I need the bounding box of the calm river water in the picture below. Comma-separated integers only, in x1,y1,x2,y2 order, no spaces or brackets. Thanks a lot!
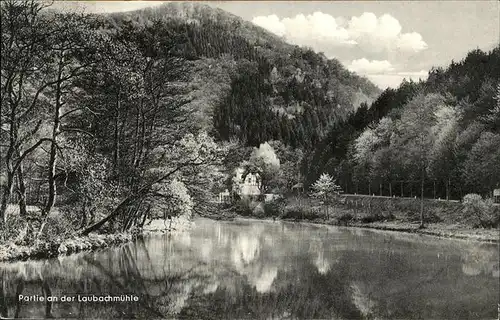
0,218,498,319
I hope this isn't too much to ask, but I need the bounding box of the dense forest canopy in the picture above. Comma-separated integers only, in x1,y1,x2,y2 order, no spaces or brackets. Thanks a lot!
304,46,500,200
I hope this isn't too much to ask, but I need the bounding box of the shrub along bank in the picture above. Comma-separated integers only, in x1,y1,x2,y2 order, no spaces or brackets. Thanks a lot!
0,207,191,262
217,194,500,242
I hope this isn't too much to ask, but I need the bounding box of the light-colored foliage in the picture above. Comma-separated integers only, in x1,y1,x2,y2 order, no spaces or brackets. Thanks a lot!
462,193,498,228
152,178,193,218
249,142,280,172
239,142,281,193
311,173,342,199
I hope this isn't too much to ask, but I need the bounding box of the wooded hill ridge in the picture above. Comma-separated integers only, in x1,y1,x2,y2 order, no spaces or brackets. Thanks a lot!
103,2,381,147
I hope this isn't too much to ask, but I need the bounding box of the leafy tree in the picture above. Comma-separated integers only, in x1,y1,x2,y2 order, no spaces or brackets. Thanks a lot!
427,105,460,200
267,140,304,192
462,132,500,196
353,128,378,194
392,93,445,227
311,173,342,219
36,11,108,224
81,131,222,235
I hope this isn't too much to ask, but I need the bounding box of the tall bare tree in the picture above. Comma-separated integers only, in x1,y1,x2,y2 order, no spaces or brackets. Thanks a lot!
0,0,52,226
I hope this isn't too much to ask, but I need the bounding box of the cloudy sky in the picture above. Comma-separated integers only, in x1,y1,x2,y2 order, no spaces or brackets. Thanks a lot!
53,1,499,89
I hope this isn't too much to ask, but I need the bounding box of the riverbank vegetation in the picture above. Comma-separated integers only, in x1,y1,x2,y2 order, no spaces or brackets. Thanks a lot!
1,0,499,261
1,0,232,260
211,193,499,242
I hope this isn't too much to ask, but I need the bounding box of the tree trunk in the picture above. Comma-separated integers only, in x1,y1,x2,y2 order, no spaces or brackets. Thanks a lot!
379,183,382,196
325,195,329,220
16,163,28,217
40,60,64,236
401,181,404,197
420,167,425,228
141,111,158,168
389,182,392,197
1,81,17,228
134,111,147,169
79,203,87,229
112,91,121,174
44,82,61,217
80,162,188,235
446,177,450,201
132,101,142,169
132,116,139,167
0,172,14,227
433,180,436,199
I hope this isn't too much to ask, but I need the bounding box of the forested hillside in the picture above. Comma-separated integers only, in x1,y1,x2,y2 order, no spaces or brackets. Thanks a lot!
104,2,381,147
304,46,500,200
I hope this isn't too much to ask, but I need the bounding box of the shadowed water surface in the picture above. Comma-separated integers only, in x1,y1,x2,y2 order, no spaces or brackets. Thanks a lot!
0,218,498,319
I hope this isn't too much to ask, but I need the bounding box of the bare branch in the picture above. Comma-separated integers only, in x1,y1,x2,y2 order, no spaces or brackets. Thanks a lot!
12,138,53,173
59,127,94,138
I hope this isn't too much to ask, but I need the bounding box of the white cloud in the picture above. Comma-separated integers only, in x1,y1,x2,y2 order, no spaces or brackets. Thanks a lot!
252,14,286,37
396,32,428,52
348,13,402,39
346,12,427,53
252,11,430,90
252,12,356,48
347,12,379,35
252,11,427,54
347,59,394,74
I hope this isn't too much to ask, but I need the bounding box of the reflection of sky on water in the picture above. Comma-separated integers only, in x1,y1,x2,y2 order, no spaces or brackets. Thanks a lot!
252,267,278,293
232,233,260,268
350,281,376,317
1,218,498,319
314,251,330,275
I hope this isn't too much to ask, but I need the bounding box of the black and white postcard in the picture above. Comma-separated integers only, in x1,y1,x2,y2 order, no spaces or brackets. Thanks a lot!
1,1,499,319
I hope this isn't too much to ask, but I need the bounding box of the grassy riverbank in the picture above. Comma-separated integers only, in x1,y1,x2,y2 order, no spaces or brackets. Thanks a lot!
0,209,192,262
202,195,500,243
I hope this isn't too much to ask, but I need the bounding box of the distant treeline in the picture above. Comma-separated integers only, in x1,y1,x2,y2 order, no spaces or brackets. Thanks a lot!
304,47,500,199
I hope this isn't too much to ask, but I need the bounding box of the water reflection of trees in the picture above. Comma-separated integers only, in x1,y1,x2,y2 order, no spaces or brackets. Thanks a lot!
1,220,498,319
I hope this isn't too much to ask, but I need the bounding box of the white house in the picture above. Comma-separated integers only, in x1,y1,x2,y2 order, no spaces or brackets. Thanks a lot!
494,188,500,204
217,189,231,204
237,172,261,197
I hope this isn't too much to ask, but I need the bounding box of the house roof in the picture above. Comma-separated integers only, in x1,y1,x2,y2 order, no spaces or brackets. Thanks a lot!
292,183,304,189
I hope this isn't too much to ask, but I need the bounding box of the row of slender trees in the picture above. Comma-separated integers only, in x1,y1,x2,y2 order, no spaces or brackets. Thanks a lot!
305,48,500,200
